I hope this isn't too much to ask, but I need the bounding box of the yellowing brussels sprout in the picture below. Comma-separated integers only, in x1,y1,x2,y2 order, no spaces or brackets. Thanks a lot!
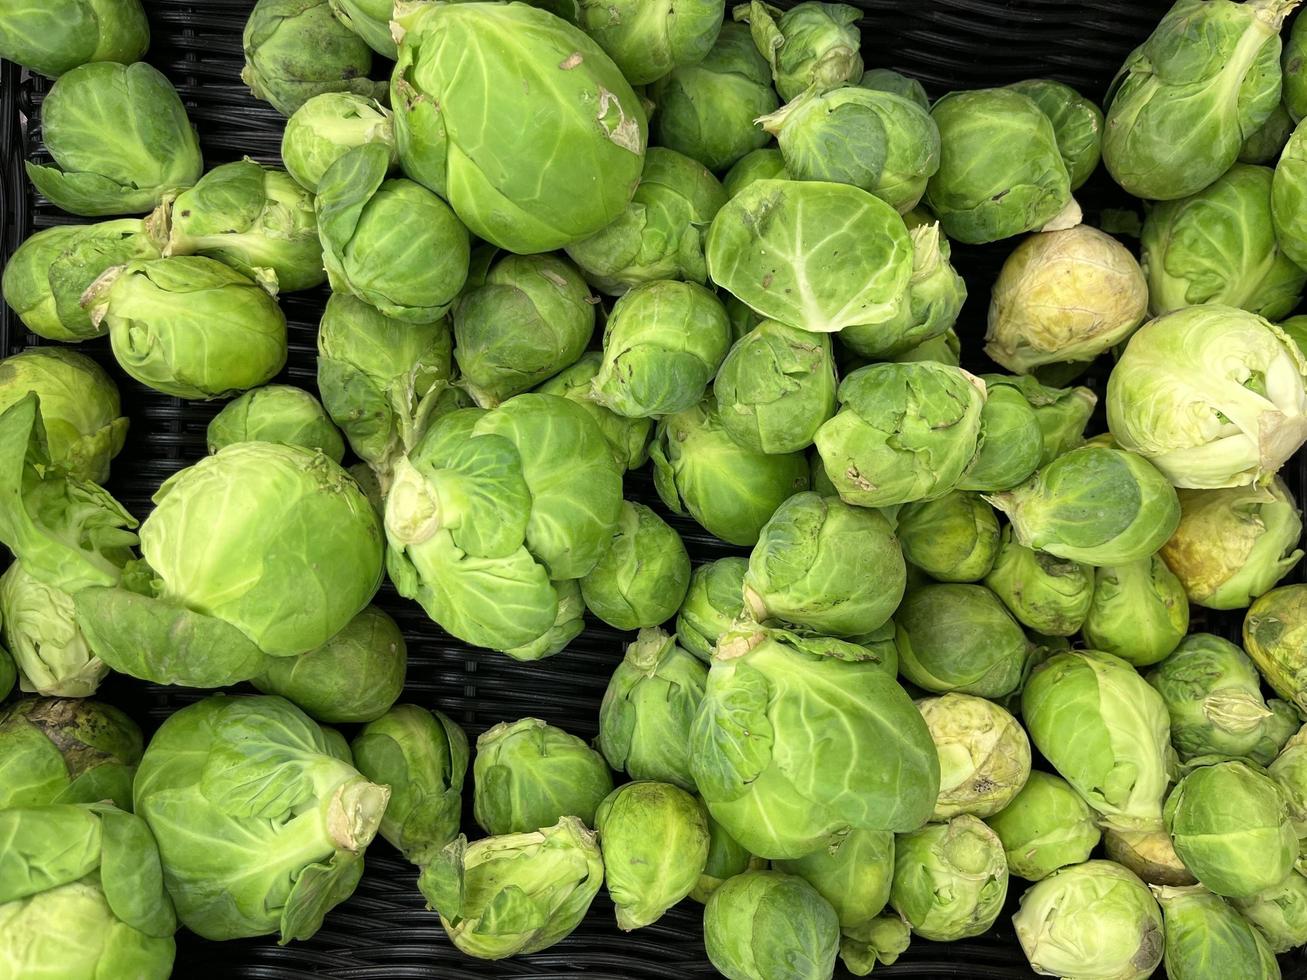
1244,584,1307,715
691,811,765,903
1083,556,1190,667
987,770,1100,882
1014,861,1164,980
957,384,1043,493
0,0,148,78
327,0,396,59
26,62,202,217
1243,100,1295,163
984,373,1097,466
723,147,791,197
890,814,1008,941
704,870,840,980
581,502,691,631
206,384,345,462
0,562,104,698
676,558,748,662
536,353,652,471
281,93,395,193
1274,117,1307,273
774,829,894,933
895,492,1001,583
895,584,1032,698
920,694,1031,820
986,225,1148,373
860,68,928,108
984,528,1094,636
1157,884,1280,980
579,0,724,85
1008,78,1104,190
1103,828,1195,888
735,0,862,101
1235,870,1307,953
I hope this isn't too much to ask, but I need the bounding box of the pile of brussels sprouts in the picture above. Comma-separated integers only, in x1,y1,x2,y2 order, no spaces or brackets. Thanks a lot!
4,0,1307,977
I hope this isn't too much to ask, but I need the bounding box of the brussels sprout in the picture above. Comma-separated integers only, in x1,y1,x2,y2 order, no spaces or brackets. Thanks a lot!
1107,305,1307,488
984,528,1094,636
581,502,691,631
0,348,127,484
983,373,1097,466
1165,760,1298,899
0,0,149,78
773,833,894,946
1288,13,1307,122
281,93,395,193
1234,870,1307,953
1244,584,1307,716
1023,650,1175,832
676,558,749,662
839,913,911,978
987,770,1100,882
1270,725,1307,838
919,694,1032,821
0,562,104,698
649,23,777,173
723,148,791,197
652,398,810,546
691,627,940,858
815,362,985,507
25,62,203,217
1156,885,1280,980
1102,827,1196,888
1242,100,1295,163
703,870,840,980
206,384,345,462
578,0,723,85
0,698,142,811
691,812,766,903
242,0,384,116
1,218,164,342
327,0,396,59
535,353,652,471
957,384,1043,493
707,179,914,334
1013,861,1164,980
1082,556,1190,667
735,1,862,101
986,225,1149,373
859,68,928,109
317,144,470,323
895,584,1032,698
418,817,604,959
890,814,1008,941
1275,118,1307,282
895,492,1000,583
592,281,732,418
351,705,468,865
1007,78,1103,190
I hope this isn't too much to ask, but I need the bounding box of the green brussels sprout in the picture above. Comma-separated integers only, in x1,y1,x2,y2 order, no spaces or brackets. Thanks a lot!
0,561,104,698
649,23,777,173
760,86,940,213
722,148,791,197
1288,13,1307,122
535,353,652,471
0,348,127,484
1082,556,1190,667
1157,887,1281,980
578,0,723,85
206,384,345,462
1,218,164,342
815,362,985,507
895,584,1032,698
1234,869,1307,953
134,695,389,941
1102,827,1196,888
983,527,1094,636
317,144,470,323
889,814,1008,941
652,398,810,546
327,0,397,59
592,280,732,418
957,384,1043,493
988,446,1181,566
351,704,469,865
242,0,384,116
392,3,646,253
734,1,862,101
1106,305,1307,488
983,373,1097,466
281,93,395,193
1007,78,1103,190
839,913,911,977
920,693,1032,821
1013,861,1164,980
1023,650,1176,832
691,812,765,903
743,492,906,637
502,578,587,664
472,718,614,835
986,225,1149,373
859,68,928,109
691,627,940,858
595,781,710,930
251,606,406,724
0,0,148,78
987,770,1101,882
895,492,1001,583
1242,100,1295,163
1270,724,1307,838
0,698,142,811
1245,585,1307,715
676,558,748,662
704,870,840,980
84,256,287,400
1165,760,1298,899
580,502,691,630
25,62,203,217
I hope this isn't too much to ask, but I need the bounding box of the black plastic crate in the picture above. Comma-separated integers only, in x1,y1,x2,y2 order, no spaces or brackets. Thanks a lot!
2,1,1306,977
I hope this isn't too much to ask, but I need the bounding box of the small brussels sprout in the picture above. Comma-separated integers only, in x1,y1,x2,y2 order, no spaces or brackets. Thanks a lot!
579,0,723,85
1082,556,1189,667
652,398,810,546
1242,100,1295,163
676,558,749,662
0,0,149,78
895,492,1001,583
722,148,790,198
595,782,710,930
1007,79,1103,190
735,1,862,101
0,347,127,483
895,584,1032,698
920,694,1031,820
351,704,469,864
983,528,1094,636
691,812,765,903
840,913,911,978
987,770,1100,882
1103,828,1195,888
535,353,652,471
704,870,840,980
1245,585,1307,715
1156,884,1280,980
744,492,906,637
889,814,1008,941
1234,870,1307,953
25,61,203,217
859,68,928,109
0,562,105,698
957,384,1043,493
986,225,1148,373
242,0,384,116
206,385,345,462
472,718,614,836
580,502,691,631
815,362,985,507
775,829,893,934
326,0,397,59
592,280,732,418
983,373,1097,466
1013,861,1164,980
281,93,395,193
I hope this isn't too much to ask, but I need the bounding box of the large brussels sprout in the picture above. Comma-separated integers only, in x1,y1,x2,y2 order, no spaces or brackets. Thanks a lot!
85,256,287,400
1008,78,1104,190
580,502,691,631
1234,869,1307,953
536,353,652,471
206,384,345,462
281,92,395,193
723,147,791,197
418,818,603,959
983,373,1097,466
987,770,1100,882
984,528,1094,636
134,695,389,941
391,3,646,253
676,558,749,662
1157,884,1280,979
0,0,148,78
0,562,105,698
1244,585,1307,714
1082,556,1190,667
652,398,809,546
1107,305,1307,488
1160,478,1303,609
890,815,1008,941
578,0,722,84
895,492,1000,583
774,830,894,932
956,384,1043,493
691,627,940,858
986,225,1149,373
743,492,905,637
326,0,397,59
691,812,766,903
703,870,840,980
649,23,777,173
894,584,1031,698
1013,861,1164,980
351,704,469,865
1273,117,1307,268
25,62,202,216
920,694,1031,821
735,1,862,101
1023,650,1175,832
